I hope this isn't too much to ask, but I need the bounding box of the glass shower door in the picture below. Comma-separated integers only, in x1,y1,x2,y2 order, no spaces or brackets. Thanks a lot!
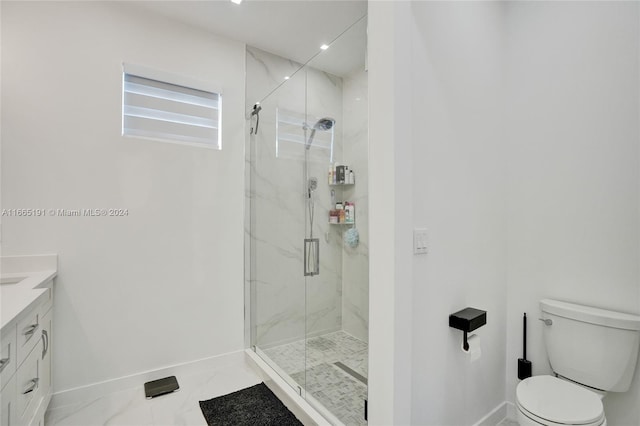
248,66,308,395
302,16,369,426
247,14,369,423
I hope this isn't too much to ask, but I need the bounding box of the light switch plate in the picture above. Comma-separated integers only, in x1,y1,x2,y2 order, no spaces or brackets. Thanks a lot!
413,228,428,255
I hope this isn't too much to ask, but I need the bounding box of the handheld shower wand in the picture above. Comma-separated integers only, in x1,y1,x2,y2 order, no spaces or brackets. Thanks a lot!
302,117,334,277
249,103,262,134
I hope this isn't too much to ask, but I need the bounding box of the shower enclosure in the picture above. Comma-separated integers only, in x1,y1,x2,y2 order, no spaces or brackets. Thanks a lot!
244,17,369,425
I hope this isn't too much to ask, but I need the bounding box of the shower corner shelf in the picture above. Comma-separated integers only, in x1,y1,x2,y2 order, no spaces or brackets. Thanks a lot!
328,221,355,225
329,183,354,187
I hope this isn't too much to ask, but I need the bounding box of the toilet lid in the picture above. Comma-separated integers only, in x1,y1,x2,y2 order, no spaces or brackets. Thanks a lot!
517,376,604,425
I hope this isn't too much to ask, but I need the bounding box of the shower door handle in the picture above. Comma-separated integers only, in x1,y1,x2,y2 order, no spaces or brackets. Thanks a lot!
304,238,320,276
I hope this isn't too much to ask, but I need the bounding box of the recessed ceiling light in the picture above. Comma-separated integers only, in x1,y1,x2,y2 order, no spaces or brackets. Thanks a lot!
230,0,242,4
284,76,290,80
320,44,329,50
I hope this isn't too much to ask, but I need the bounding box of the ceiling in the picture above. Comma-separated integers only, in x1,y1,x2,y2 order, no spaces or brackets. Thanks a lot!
129,0,367,76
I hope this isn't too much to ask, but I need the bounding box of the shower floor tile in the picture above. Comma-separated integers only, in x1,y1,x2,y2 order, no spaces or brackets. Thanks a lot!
292,363,367,426
262,330,368,425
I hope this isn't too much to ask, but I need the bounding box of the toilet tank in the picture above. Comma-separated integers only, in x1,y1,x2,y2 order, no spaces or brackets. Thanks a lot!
540,299,640,392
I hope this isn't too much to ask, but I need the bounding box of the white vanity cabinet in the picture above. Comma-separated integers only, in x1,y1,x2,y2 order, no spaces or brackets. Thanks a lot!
1,279,53,426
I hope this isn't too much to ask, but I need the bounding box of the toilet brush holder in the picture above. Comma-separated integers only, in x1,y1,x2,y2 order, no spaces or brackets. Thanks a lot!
518,313,532,379
518,358,532,380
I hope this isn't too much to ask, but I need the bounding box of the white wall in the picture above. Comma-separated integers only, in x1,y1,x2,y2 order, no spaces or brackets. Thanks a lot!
504,3,640,425
367,1,413,424
368,1,640,425
1,1,246,393
409,2,508,424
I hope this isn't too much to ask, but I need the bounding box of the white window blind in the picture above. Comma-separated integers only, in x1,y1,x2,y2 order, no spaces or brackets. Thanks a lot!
276,108,334,162
123,73,221,149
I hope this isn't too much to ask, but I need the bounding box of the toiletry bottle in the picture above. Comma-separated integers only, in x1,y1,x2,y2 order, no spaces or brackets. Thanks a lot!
349,170,355,185
336,165,345,184
348,203,355,223
330,210,338,224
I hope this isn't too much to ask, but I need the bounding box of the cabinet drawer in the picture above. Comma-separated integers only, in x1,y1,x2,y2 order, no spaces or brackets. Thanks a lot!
1,373,16,426
15,286,50,369
0,325,17,390
38,309,52,400
15,341,40,424
16,309,41,368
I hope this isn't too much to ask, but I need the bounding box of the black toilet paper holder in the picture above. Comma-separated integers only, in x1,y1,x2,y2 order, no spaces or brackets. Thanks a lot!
449,307,487,351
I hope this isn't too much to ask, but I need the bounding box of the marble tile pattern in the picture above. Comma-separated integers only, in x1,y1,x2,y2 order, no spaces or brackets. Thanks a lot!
244,46,370,425
292,364,367,426
339,69,369,343
245,46,346,347
45,359,262,426
263,331,368,425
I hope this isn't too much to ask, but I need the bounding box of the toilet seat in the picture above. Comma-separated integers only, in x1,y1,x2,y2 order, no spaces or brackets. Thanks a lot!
517,401,606,426
517,376,605,426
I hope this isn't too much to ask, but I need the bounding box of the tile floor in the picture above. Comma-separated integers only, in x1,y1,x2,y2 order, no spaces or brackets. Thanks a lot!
262,331,369,426
44,336,516,426
45,359,262,426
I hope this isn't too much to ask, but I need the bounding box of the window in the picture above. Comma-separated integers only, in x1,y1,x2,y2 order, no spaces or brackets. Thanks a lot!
122,66,221,149
276,108,334,162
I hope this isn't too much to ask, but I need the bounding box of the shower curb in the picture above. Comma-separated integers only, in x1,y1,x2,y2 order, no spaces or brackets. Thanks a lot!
245,349,337,426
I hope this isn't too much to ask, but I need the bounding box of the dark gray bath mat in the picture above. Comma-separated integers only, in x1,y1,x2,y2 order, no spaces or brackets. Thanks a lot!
199,382,303,426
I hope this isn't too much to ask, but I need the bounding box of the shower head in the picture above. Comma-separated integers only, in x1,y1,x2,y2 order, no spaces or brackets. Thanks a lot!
306,117,335,150
313,117,335,131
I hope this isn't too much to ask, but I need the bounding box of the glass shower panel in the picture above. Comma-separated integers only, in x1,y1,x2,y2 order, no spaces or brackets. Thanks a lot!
246,13,369,425
303,16,369,426
248,64,308,394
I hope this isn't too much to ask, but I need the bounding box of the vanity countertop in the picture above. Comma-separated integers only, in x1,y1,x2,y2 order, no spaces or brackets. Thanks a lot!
1,255,57,330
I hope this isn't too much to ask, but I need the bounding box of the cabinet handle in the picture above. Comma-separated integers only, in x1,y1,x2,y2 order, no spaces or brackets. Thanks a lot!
0,357,9,373
42,330,49,359
22,378,39,394
23,324,39,337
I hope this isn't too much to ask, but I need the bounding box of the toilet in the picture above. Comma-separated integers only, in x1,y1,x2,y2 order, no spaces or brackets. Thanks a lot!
516,299,640,426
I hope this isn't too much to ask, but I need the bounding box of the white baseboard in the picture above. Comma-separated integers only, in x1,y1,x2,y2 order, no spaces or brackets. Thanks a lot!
506,401,517,421
49,350,245,410
473,401,508,426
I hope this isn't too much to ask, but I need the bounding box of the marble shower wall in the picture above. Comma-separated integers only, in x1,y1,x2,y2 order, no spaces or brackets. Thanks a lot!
245,46,344,348
341,69,369,342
